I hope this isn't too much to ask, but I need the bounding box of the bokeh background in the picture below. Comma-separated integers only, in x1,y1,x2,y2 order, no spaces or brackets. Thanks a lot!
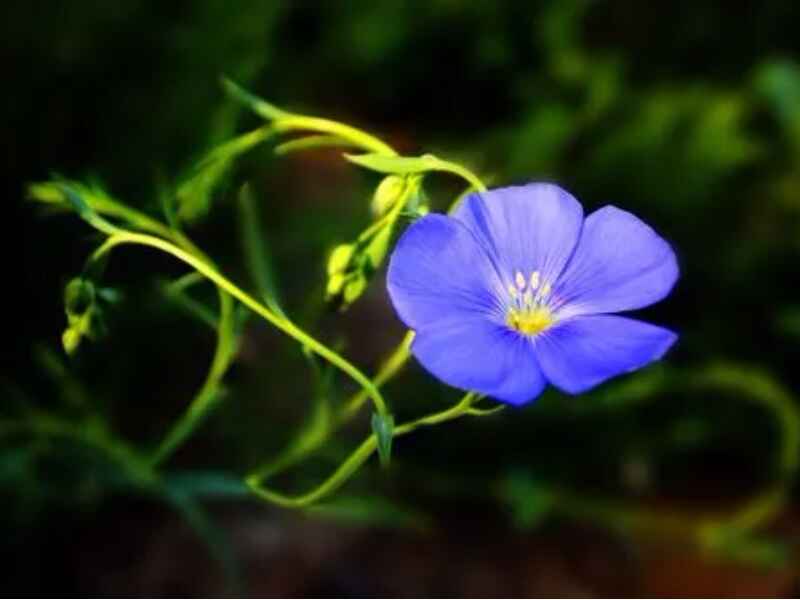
6,0,800,596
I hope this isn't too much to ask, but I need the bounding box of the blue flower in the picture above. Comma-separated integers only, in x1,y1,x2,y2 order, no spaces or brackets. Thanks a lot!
387,183,679,405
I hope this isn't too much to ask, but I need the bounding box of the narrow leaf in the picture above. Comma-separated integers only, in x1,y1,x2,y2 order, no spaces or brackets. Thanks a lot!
371,412,395,467
220,76,289,121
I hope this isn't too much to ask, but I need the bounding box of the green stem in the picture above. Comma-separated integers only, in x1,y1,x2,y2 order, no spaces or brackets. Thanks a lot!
246,393,476,508
338,331,414,422
275,116,396,156
161,275,220,330
274,134,358,156
247,330,414,482
90,231,388,417
430,157,487,193
150,290,236,465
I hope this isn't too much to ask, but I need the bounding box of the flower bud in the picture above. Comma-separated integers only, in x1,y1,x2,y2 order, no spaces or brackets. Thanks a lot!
371,175,405,217
327,244,354,276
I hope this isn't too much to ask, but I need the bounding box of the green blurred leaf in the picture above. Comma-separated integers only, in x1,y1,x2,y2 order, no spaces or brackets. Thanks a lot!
753,60,800,146
308,494,431,530
502,471,555,530
164,470,250,499
176,125,274,222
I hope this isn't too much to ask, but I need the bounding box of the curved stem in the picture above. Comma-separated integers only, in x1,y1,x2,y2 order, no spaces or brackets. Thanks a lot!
246,393,476,508
338,331,414,423
248,331,414,482
150,289,236,465
87,198,241,464
91,232,388,417
276,116,396,156
430,157,487,193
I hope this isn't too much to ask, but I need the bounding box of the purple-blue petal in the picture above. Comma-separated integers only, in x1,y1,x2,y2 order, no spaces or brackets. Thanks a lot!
387,214,505,331
552,206,679,318
412,321,547,405
453,183,583,286
535,315,677,394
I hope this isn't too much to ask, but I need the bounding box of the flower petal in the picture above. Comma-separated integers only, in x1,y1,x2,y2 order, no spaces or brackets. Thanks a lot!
535,315,677,394
552,206,678,318
453,183,583,286
412,321,547,405
387,214,504,331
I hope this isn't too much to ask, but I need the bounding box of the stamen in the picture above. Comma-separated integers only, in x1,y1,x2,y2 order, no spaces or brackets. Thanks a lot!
522,290,533,306
507,306,553,336
506,268,554,336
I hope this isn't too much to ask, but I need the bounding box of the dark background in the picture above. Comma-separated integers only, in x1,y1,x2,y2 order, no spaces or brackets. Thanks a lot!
5,0,800,596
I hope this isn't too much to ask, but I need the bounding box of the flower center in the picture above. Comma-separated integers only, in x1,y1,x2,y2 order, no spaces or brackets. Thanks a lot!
505,270,554,336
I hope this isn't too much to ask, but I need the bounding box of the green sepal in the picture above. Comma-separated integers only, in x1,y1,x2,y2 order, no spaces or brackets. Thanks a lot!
371,412,395,467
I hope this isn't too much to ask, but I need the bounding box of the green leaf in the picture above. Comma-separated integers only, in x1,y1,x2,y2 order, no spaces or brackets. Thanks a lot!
162,487,243,595
371,412,395,467
31,181,120,235
308,494,431,530
703,526,790,567
60,184,93,219
237,183,285,316
274,134,356,156
753,60,800,145
345,152,440,175
220,76,289,121
27,181,68,207
346,153,484,191
177,126,274,222
164,470,250,499
502,471,555,530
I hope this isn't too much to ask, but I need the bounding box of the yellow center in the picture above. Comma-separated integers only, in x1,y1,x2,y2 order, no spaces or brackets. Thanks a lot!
505,269,555,335
507,306,554,335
